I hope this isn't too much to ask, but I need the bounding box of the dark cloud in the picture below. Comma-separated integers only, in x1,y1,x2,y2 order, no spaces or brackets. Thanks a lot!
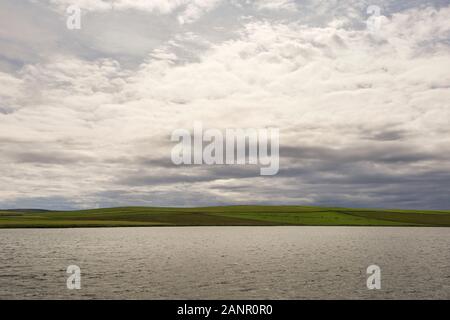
9,151,95,165
116,165,261,186
280,144,442,163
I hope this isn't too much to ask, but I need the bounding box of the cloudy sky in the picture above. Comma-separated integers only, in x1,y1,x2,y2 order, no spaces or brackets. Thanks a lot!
1,0,449,210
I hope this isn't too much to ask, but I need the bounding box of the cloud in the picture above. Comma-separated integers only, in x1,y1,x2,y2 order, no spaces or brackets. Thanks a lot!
0,71,24,114
254,0,297,11
46,0,223,24
178,0,222,24
0,1,449,209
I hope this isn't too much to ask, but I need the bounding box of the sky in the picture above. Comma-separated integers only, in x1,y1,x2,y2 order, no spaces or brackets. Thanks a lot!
0,0,449,210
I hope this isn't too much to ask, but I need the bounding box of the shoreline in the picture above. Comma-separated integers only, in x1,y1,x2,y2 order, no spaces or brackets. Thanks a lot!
1,206,449,228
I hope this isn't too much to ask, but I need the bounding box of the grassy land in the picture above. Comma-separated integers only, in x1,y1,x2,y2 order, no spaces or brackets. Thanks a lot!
0,206,449,228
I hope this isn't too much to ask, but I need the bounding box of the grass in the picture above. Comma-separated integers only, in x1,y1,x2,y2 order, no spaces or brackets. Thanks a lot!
0,205,449,228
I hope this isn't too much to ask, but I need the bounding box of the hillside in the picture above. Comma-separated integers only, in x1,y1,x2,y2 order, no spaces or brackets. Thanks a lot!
1,206,449,228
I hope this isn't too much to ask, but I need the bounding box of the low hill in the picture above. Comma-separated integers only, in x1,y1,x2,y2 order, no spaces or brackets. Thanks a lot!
1,206,449,228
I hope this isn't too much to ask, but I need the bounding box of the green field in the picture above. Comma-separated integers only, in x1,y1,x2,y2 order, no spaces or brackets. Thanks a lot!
0,206,449,228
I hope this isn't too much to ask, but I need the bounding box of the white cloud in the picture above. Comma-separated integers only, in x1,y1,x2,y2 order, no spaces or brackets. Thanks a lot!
254,0,297,11
0,72,24,114
47,0,222,24
178,0,222,24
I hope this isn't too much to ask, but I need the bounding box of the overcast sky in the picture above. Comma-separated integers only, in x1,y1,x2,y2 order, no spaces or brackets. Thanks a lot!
1,0,449,210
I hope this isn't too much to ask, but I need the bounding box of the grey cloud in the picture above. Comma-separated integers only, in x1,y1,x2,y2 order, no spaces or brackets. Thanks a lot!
0,196,81,211
116,165,261,186
363,129,408,141
280,144,445,164
10,151,95,165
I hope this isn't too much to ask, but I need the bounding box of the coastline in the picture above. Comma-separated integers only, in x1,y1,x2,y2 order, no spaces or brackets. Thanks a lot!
1,206,449,228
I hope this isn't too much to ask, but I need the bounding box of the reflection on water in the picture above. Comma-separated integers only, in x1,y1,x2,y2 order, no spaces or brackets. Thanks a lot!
0,227,449,299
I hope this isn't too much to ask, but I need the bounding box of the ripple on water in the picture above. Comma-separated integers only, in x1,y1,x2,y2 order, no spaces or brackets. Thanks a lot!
0,227,449,299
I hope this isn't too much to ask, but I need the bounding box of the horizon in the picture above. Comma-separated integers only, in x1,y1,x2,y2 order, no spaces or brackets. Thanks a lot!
2,203,450,212
1,0,450,210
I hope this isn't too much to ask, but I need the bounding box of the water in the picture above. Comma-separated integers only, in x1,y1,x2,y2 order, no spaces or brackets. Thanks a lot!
0,227,449,299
